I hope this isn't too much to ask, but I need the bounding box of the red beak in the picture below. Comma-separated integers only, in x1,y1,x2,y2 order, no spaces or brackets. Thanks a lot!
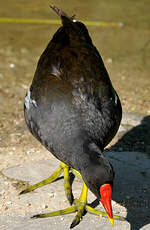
100,184,114,226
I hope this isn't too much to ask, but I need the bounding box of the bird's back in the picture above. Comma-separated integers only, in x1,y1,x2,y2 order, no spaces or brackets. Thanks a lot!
24,15,122,169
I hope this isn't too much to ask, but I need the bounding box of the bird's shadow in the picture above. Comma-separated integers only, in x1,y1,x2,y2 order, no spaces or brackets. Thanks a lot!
106,115,150,230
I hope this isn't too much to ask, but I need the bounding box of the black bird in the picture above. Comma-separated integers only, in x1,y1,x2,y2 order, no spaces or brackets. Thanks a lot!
21,5,123,228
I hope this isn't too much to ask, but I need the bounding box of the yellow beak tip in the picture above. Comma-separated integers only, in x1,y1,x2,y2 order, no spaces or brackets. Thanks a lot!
108,217,114,226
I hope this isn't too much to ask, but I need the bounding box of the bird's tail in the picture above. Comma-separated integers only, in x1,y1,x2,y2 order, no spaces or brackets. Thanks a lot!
50,5,76,25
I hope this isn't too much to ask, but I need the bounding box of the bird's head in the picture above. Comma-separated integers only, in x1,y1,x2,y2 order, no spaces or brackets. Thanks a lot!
81,143,115,226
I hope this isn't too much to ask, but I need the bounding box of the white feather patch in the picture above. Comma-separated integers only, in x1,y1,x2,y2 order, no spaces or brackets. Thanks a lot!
24,89,37,110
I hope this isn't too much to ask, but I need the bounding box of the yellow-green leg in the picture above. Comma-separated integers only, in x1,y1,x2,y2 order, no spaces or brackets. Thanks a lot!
70,181,88,228
62,162,74,204
20,162,73,204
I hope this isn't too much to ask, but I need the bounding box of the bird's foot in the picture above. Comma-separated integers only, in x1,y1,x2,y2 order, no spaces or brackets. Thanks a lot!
70,198,87,228
19,162,74,204
31,182,88,228
31,199,86,228
31,198,125,229
31,181,125,228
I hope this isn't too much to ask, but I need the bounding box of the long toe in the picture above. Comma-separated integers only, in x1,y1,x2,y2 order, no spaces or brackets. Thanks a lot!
31,206,77,219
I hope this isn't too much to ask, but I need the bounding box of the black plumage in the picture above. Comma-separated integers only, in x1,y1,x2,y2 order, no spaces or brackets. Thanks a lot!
24,6,122,202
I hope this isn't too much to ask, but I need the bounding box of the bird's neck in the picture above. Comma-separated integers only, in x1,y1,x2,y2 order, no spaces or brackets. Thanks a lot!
77,141,105,171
